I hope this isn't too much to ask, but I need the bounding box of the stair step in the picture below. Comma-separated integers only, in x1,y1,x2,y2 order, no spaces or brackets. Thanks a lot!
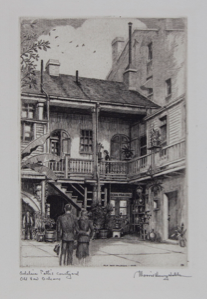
60,187,68,193
72,196,78,204
65,191,73,197
76,202,82,209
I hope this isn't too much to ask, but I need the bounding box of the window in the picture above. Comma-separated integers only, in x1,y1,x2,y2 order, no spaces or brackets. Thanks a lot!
148,88,153,96
166,78,172,96
50,138,59,155
110,200,116,215
153,199,159,210
111,134,130,160
22,103,35,119
148,42,153,60
50,130,71,156
119,200,127,216
21,122,34,142
110,199,128,216
160,117,167,146
140,135,147,156
80,130,93,153
160,116,167,156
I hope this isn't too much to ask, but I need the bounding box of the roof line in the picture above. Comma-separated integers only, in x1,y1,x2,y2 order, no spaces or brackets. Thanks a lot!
144,94,185,120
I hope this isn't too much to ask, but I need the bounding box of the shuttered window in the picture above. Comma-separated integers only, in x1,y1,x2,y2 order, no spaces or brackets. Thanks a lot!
80,130,93,153
21,122,34,142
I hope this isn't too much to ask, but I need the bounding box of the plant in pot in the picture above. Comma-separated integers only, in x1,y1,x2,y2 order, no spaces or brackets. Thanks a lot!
34,212,55,242
90,202,113,239
44,217,56,242
121,145,134,160
170,223,187,247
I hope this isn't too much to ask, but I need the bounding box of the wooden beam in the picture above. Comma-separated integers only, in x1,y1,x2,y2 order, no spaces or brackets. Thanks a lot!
104,187,107,206
84,187,87,209
41,180,46,215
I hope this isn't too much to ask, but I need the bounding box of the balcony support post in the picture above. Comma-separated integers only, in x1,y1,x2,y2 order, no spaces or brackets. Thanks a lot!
41,180,46,216
65,155,69,179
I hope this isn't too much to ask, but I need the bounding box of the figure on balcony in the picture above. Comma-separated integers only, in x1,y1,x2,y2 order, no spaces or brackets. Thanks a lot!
104,150,110,173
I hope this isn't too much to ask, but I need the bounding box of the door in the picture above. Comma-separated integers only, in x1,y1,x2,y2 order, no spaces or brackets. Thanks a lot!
111,134,129,160
167,191,178,239
50,130,71,156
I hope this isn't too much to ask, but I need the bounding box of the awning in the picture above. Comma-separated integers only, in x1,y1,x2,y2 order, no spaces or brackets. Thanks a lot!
21,191,41,212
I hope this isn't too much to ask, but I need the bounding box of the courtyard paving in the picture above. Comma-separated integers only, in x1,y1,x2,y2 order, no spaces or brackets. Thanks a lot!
20,235,187,268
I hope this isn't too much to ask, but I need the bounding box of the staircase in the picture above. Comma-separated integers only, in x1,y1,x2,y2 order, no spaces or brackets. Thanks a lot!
51,182,108,210
54,183,83,209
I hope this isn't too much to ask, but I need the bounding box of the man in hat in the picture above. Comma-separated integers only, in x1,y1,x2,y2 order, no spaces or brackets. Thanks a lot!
23,211,34,240
56,203,79,266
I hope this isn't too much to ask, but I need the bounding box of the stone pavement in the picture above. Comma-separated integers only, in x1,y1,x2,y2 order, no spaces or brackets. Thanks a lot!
20,235,187,268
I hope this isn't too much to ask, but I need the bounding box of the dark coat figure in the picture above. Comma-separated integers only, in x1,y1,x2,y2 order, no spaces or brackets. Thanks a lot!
56,204,79,266
76,210,94,263
104,150,110,173
23,211,34,240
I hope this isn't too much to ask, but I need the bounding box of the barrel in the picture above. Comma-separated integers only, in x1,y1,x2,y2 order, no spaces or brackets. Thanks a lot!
45,230,56,242
99,229,108,239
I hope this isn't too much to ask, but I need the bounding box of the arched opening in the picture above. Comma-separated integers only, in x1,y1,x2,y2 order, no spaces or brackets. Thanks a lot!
50,129,71,156
111,134,130,160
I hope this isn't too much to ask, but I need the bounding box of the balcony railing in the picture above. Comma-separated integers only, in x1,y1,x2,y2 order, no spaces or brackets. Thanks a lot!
48,140,186,180
99,160,127,175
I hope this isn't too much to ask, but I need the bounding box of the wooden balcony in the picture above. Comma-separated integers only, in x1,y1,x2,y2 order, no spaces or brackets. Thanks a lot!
48,140,186,182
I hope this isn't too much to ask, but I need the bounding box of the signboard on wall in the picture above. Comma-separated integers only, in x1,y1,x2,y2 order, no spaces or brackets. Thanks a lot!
110,192,132,199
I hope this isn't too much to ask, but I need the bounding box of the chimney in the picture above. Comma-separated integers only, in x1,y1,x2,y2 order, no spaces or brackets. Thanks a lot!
76,70,79,84
128,22,132,69
111,37,125,67
45,59,60,76
123,23,137,91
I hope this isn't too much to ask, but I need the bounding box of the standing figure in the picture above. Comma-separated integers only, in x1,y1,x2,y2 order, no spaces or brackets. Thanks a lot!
23,211,34,240
76,209,94,266
104,150,110,174
56,204,79,266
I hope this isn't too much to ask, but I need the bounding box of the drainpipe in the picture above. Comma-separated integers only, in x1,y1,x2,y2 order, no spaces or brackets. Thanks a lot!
41,60,50,153
96,103,101,203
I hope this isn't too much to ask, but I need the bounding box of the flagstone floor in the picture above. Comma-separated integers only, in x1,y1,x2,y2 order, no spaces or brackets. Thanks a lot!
20,235,187,268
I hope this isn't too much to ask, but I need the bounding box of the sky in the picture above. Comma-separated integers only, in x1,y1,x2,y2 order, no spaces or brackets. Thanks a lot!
32,18,147,79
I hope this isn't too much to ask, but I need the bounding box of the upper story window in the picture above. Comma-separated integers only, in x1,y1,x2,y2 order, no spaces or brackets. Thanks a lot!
111,134,129,160
50,130,71,156
80,130,93,153
165,78,172,97
140,135,147,156
160,116,167,147
148,42,153,61
22,103,35,119
148,88,153,96
21,122,34,142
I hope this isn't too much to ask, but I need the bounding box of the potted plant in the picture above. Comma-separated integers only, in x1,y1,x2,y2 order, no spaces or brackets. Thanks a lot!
121,145,134,160
170,224,187,247
90,202,113,239
150,128,161,148
44,217,56,242
34,212,55,242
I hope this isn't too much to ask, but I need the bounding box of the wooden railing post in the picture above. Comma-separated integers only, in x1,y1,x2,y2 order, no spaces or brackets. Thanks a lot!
65,155,69,179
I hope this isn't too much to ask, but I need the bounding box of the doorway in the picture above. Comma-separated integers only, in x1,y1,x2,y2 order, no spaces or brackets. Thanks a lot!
46,195,68,225
163,191,178,240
